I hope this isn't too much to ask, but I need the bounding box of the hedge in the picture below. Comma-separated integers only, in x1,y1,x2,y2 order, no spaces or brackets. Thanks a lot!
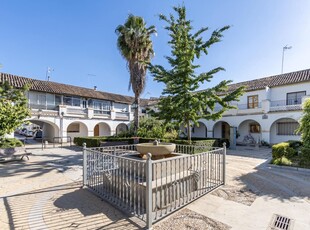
272,142,297,159
74,136,229,148
74,137,135,147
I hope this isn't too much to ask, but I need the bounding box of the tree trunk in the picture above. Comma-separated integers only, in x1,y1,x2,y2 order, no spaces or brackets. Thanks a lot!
134,96,140,136
187,120,192,145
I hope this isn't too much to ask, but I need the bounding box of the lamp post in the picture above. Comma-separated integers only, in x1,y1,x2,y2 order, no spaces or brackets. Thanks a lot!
281,45,292,74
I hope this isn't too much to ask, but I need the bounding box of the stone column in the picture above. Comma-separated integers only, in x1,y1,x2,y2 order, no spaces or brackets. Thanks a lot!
229,126,237,150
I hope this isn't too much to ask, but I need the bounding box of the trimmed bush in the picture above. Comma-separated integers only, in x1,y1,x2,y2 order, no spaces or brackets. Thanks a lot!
287,140,303,149
0,138,24,148
272,156,292,166
74,137,134,147
300,147,310,167
74,136,229,149
272,142,296,159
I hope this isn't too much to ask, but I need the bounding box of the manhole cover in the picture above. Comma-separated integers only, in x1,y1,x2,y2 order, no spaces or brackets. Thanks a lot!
268,214,294,230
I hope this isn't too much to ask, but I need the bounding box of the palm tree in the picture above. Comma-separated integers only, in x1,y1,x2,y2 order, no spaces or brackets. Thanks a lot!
116,15,156,134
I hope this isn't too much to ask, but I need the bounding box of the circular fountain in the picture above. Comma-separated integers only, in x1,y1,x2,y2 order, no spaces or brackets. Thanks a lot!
136,141,176,159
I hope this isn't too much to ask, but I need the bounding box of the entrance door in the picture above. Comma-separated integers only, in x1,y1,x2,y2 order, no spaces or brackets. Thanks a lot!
222,123,230,139
94,124,99,136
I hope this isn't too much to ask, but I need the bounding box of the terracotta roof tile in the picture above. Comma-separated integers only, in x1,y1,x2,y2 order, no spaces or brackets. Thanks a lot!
0,73,134,104
222,68,310,94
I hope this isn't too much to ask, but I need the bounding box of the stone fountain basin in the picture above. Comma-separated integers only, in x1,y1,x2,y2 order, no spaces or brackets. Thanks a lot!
136,143,176,156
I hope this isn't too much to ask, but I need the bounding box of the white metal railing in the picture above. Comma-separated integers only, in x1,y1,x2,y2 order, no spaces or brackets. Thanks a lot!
115,112,130,120
270,100,302,111
66,107,87,114
83,144,225,229
28,103,58,110
237,102,262,110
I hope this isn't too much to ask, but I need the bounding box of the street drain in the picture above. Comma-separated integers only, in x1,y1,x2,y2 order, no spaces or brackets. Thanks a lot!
269,214,294,230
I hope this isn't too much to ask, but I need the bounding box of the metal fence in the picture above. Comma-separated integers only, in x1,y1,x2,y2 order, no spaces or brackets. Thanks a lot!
83,144,226,229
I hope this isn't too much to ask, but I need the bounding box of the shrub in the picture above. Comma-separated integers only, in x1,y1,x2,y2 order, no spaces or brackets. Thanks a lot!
0,138,24,148
74,137,134,147
272,142,296,159
74,136,228,149
299,147,310,167
287,140,303,149
272,156,292,166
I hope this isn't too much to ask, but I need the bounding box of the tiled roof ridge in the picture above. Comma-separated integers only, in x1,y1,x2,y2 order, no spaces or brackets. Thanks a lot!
229,68,310,88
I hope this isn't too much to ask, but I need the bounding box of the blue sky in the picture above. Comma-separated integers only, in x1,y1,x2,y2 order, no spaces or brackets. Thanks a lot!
1,0,310,98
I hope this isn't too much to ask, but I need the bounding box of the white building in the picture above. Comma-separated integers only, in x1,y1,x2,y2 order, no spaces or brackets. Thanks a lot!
1,69,310,145
1,73,134,142
188,69,310,145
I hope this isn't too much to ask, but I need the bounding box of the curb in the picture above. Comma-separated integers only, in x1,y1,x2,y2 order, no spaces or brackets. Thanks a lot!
267,163,310,174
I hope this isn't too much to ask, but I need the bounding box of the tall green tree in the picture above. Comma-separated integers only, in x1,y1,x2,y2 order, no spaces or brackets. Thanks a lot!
116,15,156,134
296,99,310,166
149,6,244,142
0,82,30,139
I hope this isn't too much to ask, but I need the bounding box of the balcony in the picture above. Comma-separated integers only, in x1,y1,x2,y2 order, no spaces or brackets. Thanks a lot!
66,107,87,117
213,102,262,116
115,112,130,120
28,103,58,111
93,110,111,119
270,100,302,112
236,103,263,115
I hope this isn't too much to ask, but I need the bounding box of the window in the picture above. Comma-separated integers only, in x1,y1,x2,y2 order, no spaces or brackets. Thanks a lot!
64,96,81,107
67,123,80,133
277,122,299,135
249,123,260,133
55,95,62,106
287,91,306,105
82,100,87,108
28,92,56,110
248,95,259,109
93,100,111,114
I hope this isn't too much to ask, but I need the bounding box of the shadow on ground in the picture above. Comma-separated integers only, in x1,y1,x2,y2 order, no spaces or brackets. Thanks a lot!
0,148,83,179
2,182,145,230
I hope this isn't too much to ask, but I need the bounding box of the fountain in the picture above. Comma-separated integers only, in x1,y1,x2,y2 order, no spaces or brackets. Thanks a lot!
136,140,176,159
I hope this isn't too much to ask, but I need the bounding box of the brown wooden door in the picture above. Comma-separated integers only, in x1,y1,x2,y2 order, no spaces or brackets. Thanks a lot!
94,124,99,136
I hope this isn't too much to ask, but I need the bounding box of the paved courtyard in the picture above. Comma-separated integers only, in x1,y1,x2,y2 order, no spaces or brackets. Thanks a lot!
0,145,309,229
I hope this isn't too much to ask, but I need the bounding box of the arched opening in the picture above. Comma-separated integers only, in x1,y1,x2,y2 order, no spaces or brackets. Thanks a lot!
67,122,88,139
116,123,128,135
213,121,230,139
192,122,207,138
270,118,300,144
26,119,59,141
237,119,261,144
94,122,111,137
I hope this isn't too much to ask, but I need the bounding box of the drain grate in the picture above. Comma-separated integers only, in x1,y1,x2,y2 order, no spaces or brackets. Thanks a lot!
269,214,294,230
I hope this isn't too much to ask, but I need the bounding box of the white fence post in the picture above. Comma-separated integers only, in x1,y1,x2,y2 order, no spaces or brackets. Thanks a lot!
223,142,226,185
146,153,153,229
83,142,87,187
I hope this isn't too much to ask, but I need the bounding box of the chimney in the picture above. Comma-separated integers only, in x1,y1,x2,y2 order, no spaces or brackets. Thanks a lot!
94,86,97,91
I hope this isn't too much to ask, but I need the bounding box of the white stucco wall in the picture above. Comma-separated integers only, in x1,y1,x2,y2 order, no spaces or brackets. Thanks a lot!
270,82,310,102
236,89,267,107
192,122,207,138
269,118,300,144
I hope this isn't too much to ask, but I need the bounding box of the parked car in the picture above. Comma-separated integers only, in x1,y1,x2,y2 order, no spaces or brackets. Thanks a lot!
19,128,27,135
24,130,33,137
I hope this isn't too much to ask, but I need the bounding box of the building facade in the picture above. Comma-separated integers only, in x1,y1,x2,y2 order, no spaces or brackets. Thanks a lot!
1,73,134,142
188,69,310,145
1,69,310,145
